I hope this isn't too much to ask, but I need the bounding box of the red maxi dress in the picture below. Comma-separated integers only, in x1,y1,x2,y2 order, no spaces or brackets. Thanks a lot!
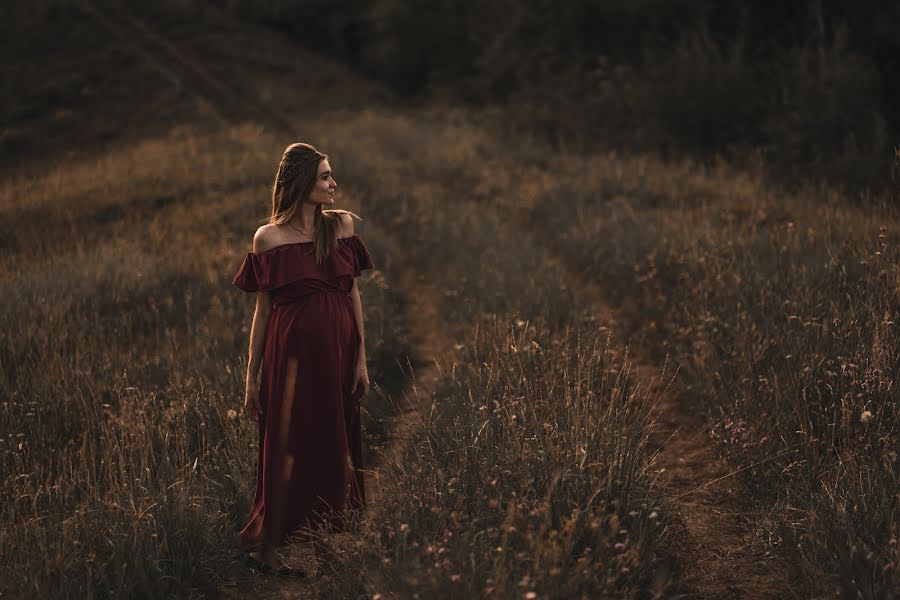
232,233,374,550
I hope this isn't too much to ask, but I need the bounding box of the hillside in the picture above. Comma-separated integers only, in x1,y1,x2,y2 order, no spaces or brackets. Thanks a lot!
0,2,392,179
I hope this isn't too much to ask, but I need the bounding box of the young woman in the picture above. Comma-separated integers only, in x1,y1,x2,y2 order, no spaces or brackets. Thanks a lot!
232,142,374,576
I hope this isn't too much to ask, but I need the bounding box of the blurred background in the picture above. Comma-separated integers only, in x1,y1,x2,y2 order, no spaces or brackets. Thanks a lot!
4,0,899,191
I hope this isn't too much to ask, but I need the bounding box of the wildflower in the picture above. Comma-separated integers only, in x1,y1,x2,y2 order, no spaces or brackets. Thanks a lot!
860,410,873,424
525,593,538,599
399,523,409,533
226,409,238,420
451,574,461,582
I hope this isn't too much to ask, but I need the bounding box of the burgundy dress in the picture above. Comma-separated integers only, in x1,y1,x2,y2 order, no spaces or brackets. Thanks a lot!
232,233,374,550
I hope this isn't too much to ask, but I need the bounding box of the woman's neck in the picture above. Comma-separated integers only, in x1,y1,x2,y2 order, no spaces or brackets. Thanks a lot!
291,204,318,232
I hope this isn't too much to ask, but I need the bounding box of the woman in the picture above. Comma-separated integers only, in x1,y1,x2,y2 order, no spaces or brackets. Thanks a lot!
232,142,374,576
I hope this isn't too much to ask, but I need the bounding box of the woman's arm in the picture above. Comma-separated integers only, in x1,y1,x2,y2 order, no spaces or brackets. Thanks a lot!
349,269,370,400
246,291,272,385
349,277,366,365
339,212,369,396
243,227,274,419
339,211,366,360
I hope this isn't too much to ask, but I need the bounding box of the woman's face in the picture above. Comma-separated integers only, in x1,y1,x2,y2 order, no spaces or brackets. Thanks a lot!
306,158,337,206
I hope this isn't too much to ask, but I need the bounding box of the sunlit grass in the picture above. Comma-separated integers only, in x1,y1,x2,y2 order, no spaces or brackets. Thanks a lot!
317,316,673,599
2,104,894,598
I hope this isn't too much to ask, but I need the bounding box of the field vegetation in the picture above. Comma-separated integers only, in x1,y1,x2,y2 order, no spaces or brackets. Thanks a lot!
1,3,897,599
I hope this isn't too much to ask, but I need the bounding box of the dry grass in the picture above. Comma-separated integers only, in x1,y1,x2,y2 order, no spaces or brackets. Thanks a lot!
0,112,677,597
489,146,900,598
1,105,895,598
316,317,672,599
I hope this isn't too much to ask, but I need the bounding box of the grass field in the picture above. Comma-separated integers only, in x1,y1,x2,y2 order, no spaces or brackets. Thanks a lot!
1,5,897,599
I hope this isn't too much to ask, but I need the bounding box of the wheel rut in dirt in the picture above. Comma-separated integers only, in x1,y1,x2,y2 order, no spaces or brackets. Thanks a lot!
513,215,788,598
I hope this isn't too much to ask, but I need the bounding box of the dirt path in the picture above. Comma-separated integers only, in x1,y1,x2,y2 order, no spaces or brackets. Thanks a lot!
358,225,455,507
518,218,788,598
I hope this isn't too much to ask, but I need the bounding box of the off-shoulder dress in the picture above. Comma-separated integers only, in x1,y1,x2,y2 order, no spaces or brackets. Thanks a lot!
232,233,374,549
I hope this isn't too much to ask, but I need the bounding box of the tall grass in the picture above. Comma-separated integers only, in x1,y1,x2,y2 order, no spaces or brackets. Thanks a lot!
317,316,673,599
334,111,898,595
1,113,678,597
0,125,408,597
311,110,679,596
502,149,899,597
6,99,890,597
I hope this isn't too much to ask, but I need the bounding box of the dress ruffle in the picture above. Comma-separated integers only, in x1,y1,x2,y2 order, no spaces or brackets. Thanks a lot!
232,233,374,293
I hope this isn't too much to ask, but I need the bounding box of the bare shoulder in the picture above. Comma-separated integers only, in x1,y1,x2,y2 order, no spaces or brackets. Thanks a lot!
252,224,279,253
328,210,356,238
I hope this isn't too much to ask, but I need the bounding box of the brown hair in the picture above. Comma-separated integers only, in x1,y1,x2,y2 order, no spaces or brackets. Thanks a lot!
267,142,361,263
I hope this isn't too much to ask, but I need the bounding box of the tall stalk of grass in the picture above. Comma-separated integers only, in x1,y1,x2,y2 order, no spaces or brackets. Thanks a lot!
315,316,676,598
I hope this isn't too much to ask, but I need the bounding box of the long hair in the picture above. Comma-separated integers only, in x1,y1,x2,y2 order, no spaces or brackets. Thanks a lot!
267,142,361,263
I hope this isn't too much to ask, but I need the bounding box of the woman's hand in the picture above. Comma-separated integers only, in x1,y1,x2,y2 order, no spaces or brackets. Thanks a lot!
352,360,370,403
243,376,262,422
